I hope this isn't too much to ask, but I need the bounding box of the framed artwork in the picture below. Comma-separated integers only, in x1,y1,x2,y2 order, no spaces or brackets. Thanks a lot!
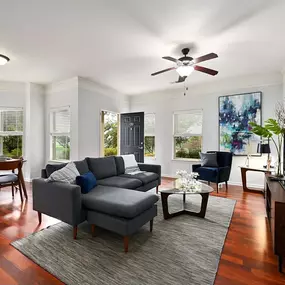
219,92,262,156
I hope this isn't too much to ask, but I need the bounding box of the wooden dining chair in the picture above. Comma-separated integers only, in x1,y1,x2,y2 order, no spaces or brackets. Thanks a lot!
0,159,24,202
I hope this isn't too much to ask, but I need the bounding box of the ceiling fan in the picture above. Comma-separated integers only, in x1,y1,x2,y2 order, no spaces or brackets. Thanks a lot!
151,48,218,83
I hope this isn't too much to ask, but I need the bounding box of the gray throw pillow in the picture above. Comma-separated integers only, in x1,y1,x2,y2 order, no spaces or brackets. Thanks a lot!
200,152,219,167
46,162,80,184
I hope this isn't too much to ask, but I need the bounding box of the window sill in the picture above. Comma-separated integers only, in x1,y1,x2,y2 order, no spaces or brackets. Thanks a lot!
48,160,70,164
172,158,201,162
144,156,156,160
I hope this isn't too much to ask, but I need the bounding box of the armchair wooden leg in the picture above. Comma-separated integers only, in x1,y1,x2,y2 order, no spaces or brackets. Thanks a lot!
73,226,78,239
225,181,228,191
216,183,219,193
124,236,129,253
91,224,95,237
12,184,14,199
156,186,159,194
207,181,210,185
150,219,153,232
38,212,42,224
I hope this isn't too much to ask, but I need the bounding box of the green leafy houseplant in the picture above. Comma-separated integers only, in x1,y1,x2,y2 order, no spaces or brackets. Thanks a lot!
250,103,285,176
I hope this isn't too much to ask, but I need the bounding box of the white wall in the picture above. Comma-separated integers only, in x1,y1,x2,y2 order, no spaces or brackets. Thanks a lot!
0,81,26,107
78,77,129,159
45,77,79,162
44,77,130,162
0,81,45,180
25,83,45,179
130,73,283,188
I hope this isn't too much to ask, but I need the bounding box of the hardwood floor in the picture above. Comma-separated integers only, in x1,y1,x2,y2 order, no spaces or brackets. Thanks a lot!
0,179,285,284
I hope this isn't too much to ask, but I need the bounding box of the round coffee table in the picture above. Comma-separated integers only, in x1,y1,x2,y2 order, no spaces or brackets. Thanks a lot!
160,179,214,219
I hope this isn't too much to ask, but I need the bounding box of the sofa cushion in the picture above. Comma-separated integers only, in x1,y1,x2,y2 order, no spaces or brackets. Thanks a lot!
114,156,125,175
196,167,218,180
74,159,89,175
97,176,142,189
76,171,97,194
82,185,158,218
86,157,117,179
46,163,67,177
120,172,159,185
46,159,89,177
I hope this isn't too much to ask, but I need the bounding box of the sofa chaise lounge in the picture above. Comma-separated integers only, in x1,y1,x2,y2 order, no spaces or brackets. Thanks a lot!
33,156,161,252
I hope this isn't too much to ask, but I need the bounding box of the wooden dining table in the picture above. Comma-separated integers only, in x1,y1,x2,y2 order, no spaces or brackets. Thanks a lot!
0,158,28,199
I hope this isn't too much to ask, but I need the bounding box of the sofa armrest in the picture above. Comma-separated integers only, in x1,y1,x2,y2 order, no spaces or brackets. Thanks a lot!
32,178,84,226
138,163,161,185
192,164,201,172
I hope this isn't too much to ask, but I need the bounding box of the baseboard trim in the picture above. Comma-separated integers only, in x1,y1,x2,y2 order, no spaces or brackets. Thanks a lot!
228,181,263,189
161,176,264,190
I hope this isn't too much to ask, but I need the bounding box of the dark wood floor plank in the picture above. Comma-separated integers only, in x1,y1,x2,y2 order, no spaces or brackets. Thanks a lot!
0,180,284,284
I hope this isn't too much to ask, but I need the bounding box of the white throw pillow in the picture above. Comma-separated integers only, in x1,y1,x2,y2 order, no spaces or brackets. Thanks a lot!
121,154,140,174
46,162,80,184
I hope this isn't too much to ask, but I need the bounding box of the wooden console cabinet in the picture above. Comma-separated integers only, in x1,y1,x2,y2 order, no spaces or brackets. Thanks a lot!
265,174,285,272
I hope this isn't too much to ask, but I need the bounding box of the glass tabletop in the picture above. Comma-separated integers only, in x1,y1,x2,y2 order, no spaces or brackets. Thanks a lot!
160,178,214,194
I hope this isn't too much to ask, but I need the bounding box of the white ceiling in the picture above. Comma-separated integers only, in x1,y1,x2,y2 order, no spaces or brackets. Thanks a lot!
0,0,285,95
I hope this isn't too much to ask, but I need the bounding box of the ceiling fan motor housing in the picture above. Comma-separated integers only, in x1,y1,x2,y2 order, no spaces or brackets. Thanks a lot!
178,56,193,63
182,48,190,56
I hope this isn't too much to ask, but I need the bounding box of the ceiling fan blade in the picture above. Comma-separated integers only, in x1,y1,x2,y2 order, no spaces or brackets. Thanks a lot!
193,53,218,64
162,56,178,63
171,76,187,84
151,67,176,76
194,65,218,76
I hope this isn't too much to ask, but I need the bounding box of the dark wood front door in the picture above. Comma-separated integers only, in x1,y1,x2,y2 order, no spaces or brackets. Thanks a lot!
120,112,144,162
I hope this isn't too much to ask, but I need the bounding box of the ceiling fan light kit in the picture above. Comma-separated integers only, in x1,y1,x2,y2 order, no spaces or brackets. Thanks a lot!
176,65,194,77
0,54,10,65
151,48,218,83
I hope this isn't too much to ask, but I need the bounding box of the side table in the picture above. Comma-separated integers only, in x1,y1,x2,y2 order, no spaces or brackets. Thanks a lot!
239,166,272,194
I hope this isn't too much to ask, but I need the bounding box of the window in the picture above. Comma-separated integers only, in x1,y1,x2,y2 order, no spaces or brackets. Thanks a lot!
144,113,155,157
50,108,71,161
101,111,119,157
173,110,203,159
0,108,23,158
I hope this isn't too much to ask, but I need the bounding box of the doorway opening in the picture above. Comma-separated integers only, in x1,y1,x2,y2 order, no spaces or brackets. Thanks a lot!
100,111,119,157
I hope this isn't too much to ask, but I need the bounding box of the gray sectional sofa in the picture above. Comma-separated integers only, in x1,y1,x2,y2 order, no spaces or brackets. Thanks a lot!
33,156,161,252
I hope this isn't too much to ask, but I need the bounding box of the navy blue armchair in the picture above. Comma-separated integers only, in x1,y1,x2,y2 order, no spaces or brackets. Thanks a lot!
192,151,233,192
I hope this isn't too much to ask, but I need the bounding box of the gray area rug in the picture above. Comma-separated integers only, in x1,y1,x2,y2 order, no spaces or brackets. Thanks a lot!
11,195,235,285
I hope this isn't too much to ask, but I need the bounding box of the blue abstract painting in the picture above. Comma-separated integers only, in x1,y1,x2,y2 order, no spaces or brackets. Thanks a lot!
219,92,262,155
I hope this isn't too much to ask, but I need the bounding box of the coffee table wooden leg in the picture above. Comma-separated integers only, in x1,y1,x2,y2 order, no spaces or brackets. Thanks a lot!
161,192,172,219
199,193,209,218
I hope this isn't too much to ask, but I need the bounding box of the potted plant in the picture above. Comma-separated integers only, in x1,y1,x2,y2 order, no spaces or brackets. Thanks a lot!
250,103,285,177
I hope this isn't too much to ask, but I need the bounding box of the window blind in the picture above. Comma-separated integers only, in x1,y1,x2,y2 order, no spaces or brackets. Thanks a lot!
0,108,23,134
50,108,71,134
173,110,203,137
144,113,155,136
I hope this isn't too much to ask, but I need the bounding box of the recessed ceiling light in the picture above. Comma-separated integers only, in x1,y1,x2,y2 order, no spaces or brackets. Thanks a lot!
0,54,10,65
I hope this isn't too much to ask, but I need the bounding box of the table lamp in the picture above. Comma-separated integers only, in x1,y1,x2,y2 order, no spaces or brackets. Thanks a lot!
257,142,271,170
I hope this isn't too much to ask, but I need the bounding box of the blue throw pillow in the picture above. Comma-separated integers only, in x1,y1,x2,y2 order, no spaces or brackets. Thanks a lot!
76,171,97,194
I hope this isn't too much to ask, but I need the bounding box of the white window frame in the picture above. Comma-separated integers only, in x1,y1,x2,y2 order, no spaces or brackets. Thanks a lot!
144,113,156,158
0,107,24,158
172,109,203,161
49,106,71,162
